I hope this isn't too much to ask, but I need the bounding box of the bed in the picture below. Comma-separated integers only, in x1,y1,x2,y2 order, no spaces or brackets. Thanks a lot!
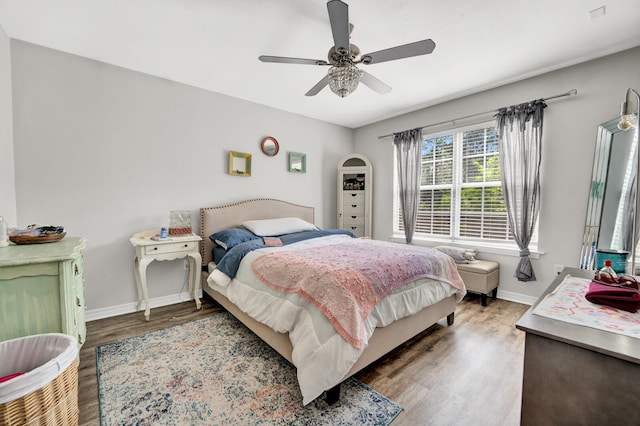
199,198,466,405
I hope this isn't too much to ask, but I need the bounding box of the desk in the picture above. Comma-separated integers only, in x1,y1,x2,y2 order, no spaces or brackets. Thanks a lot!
130,230,202,321
516,267,640,425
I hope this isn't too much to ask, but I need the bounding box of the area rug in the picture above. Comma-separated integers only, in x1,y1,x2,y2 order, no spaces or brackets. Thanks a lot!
96,312,403,425
533,274,640,338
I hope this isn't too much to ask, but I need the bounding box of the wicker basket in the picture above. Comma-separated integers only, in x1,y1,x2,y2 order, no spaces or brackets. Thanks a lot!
0,334,78,426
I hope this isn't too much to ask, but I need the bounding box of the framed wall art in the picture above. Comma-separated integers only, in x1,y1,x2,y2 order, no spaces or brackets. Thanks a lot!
289,152,306,173
260,136,279,156
229,151,252,176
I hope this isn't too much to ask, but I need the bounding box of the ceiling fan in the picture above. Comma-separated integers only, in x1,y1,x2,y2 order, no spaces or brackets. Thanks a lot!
258,0,435,98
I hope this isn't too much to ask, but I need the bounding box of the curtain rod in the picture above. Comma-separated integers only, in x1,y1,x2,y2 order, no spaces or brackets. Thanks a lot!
377,88,578,140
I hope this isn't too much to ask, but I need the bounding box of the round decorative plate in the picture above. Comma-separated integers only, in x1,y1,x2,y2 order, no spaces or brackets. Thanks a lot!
9,233,66,245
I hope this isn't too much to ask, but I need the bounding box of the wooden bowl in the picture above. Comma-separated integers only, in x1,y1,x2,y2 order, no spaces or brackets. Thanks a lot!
9,233,66,245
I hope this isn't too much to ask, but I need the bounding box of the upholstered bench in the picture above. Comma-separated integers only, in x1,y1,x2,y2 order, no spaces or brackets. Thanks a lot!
456,260,500,306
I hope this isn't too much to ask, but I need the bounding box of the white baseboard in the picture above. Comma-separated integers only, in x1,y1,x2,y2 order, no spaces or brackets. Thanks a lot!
85,291,201,322
496,289,536,306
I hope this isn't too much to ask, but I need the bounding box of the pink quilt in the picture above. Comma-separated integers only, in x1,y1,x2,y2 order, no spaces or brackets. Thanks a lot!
251,238,465,349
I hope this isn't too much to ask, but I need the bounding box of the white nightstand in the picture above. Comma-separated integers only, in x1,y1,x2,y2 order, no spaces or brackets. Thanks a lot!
130,230,202,321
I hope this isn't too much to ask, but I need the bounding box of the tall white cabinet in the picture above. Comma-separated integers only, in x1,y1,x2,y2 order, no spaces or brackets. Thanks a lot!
338,154,372,238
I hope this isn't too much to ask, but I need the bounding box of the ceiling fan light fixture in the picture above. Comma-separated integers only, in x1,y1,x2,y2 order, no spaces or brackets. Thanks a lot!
328,64,362,98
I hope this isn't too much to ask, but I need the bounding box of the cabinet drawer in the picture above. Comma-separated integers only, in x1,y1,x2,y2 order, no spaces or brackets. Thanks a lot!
72,257,83,278
343,203,364,215
74,287,85,311
75,313,86,345
343,225,364,237
145,241,198,255
73,278,86,346
343,191,364,203
343,215,364,225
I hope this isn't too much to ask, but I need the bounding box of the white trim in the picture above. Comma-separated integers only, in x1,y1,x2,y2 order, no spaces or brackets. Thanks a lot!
496,289,536,306
85,290,202,322
390,233,542,259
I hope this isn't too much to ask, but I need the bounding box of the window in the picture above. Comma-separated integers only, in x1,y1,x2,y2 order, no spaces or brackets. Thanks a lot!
394,121,534,246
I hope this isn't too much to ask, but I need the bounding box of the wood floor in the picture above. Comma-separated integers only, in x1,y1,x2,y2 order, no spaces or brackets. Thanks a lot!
78,293,529,425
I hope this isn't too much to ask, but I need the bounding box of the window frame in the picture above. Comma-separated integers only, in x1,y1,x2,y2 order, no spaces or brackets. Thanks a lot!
392,120,539,255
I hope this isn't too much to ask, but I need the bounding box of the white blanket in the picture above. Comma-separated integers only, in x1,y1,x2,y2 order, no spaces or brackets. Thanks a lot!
207,234,464,404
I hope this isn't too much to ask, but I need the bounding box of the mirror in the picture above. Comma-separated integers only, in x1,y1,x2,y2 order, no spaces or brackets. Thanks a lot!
289,152,306,173
229,151,252,176
260,136,279,156
579,117,639,271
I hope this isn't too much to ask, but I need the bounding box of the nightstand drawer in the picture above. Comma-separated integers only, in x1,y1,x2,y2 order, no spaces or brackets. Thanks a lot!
144,241,198,255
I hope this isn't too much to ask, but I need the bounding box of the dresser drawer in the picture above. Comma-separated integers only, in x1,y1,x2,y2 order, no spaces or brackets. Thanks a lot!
343,225,365,237
75,312,86,345
145,241,198,255
74,286,85,310
343,215,365,225
72,256,83,278
343,203,364,215
343,191,364,204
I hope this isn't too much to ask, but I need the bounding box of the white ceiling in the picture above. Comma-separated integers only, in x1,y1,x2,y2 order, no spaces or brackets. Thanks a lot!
0,0,639,129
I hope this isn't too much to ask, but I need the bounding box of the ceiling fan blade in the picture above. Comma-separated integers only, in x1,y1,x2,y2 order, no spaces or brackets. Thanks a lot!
305,75,329,96
360,71,392,94
327,0,350,55
361,39,436,64
259,55,329,66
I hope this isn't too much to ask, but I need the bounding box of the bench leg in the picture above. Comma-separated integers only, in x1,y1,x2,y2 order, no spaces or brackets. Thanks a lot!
481,293,488,307
447,312,455,325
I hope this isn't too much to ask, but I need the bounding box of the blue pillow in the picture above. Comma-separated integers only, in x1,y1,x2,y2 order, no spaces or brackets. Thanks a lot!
212,246,228,264
209,227,260,250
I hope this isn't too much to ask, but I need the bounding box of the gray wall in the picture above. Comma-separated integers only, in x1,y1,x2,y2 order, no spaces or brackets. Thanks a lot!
354,46,640,304
6,37,640,316
10,40,353,318
0,25,16,226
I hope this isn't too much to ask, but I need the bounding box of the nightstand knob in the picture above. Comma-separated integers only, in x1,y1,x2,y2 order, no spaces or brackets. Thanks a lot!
184,244,188,248
153,247,158,250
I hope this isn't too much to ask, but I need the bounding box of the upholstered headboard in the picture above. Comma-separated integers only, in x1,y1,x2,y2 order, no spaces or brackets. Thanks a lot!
199,198,315,266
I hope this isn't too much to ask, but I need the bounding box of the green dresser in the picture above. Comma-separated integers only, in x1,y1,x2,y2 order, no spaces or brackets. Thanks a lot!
0,237,86,348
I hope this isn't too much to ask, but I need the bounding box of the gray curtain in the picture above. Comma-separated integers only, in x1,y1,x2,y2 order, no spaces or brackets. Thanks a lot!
495,100,546,281
394,128,422,243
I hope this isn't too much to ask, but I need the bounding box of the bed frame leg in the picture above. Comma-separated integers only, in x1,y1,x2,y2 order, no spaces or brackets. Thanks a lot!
326,384,341,405
447,312,455,326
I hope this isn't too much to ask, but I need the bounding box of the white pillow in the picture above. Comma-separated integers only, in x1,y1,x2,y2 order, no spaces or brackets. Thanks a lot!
434,246,478,263
241,217,317,237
